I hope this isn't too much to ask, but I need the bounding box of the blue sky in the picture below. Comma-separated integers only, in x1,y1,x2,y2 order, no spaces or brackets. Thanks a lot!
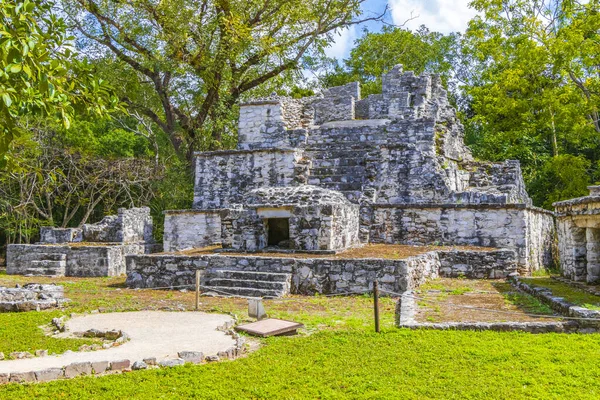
324,0,478,60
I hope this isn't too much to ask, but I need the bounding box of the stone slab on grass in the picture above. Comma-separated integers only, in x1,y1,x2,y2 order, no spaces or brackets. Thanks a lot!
64,362,92,378
35,368,64,382
236,318,303,337
91,361,110,374
9,371,36,383
110,359,130,371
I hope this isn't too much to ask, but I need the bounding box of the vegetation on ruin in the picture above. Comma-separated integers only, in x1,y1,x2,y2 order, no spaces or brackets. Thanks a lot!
520,277,600,310
416,278,555,323
177,243,496,259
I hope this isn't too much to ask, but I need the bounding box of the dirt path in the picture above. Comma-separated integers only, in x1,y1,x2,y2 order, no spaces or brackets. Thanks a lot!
0,311,236,374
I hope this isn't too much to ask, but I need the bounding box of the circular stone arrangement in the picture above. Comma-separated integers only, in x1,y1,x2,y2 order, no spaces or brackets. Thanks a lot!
0,311,244,384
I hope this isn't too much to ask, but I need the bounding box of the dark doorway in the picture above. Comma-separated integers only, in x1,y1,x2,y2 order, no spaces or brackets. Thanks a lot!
267,218,290,246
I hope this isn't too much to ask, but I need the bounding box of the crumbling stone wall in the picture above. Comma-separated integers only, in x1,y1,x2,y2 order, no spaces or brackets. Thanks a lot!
369,205,554,273
555,187,600,282
7,244,132,277
40,227,82,244
0,284,67,312
220,186,361,251
193,149,304,209
163,210,222,252
82,207,152,243
125,248,516,294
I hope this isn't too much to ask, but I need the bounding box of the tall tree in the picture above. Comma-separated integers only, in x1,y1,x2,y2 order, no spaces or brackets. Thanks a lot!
62,0,386,160
462,0,600,208
0,0,119,167
319,26,459,96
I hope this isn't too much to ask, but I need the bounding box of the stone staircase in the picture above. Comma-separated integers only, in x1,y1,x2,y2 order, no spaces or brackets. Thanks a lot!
306,143,375,202
201,270,292,298
24,254,66,276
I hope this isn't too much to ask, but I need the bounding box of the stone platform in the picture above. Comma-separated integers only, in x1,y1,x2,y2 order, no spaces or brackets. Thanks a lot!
126,245,517,297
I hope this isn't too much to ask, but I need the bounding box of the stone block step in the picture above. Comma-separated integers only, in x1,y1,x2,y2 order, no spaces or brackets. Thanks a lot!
25,260,67,276
203,278,287,290
206,270,291,282
201,286,286,299
39,253,67,262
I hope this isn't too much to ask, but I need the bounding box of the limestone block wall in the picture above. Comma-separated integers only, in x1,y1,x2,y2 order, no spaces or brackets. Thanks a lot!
125,248,515,294
370,205,555,272
556,217,587,281
238,100,285,147
39,227,82,244
125,253,436,294
163,210,222,252
193,149,303,209
313,82,359,124
438,249,517,278
82,207,152,243
220,203,360,252
555,194,600,282
7,244,138,277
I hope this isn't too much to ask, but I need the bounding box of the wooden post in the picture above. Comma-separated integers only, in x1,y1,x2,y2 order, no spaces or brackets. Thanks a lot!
373,280,380,333
195,270,201,311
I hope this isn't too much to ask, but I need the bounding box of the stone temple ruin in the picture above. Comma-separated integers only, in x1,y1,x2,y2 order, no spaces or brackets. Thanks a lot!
7,207,153,277
125,65,556,297
555,186,600,283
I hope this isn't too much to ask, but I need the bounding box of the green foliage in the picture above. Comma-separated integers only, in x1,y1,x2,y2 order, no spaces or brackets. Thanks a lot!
63,0,373,159
463,0,600,208
3,329,600,398
321,26,458,96
529,154,591,209
0,0,119,167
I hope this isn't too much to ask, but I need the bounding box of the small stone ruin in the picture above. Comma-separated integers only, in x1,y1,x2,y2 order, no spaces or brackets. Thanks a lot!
7,207,154,277
555,186,600,283
0,284,68,312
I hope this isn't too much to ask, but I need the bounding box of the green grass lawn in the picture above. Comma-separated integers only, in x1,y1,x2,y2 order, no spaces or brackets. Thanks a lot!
0,312,97,358
2,329,600,399
519,277,600,310
2,272,600,399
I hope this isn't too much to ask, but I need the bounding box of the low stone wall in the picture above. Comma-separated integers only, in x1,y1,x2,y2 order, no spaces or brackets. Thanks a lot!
438,250,517,279
163,210,222,252
7,244,143,277
0,284,68,312
509,275,600,323
397,321,586,333
126,248,515,295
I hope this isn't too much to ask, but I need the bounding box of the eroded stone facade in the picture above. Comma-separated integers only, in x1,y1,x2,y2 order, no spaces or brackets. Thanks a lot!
555,186,600,282
164,65,554,273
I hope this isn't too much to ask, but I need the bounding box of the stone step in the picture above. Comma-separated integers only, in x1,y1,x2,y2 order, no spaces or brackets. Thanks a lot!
307,174,365,184
40,253,67,262
204,278,287,290
205,270,291,282
24,260,66,276
309,166,367,176
308,155,367,166
201,286,286,299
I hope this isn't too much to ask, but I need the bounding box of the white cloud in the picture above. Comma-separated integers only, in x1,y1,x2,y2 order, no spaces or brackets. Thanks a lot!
389,0,478,34
324,26,357,60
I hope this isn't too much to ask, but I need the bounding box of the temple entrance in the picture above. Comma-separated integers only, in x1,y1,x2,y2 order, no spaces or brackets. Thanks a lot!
266,218,290,246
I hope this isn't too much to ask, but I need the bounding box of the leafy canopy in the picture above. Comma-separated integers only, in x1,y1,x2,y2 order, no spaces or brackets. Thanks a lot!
63,0,383,160
0,0,119,167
